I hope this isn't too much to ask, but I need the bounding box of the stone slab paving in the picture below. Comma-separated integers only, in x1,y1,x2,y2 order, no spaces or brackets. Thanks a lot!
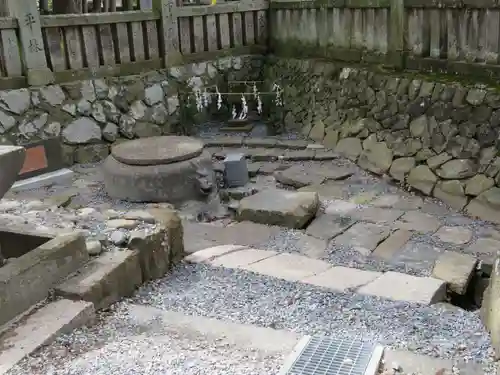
188,246,446,305
432,251,478,295
333,222,393,255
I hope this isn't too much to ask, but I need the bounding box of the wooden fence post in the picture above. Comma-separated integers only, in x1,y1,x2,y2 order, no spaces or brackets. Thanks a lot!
388,0,405,69
5,0,54,86
154,0,182,67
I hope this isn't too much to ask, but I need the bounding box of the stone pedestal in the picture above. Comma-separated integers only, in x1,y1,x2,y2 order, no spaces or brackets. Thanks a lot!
102,136,215,204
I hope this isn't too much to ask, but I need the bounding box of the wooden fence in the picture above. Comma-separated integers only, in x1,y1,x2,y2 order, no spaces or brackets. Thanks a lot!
270,0,500,80
0,0,268,89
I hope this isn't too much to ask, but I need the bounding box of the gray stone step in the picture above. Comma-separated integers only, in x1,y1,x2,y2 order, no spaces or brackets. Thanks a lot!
185,245,447,305
0,299,94,375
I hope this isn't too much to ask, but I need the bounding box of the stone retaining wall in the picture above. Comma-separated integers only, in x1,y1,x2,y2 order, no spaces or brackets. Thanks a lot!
0,55,262,166
264,57,500,224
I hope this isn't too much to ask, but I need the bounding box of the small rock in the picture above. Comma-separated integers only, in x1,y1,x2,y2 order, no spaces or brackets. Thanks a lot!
77,207,97,218
106,219,139,230
109,230,129,246
85,240,102,256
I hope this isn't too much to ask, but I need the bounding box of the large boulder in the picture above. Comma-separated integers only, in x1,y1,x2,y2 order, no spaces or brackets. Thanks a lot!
237,189,319,229
357,142,393,175
407,165,437,195
466,187,500,224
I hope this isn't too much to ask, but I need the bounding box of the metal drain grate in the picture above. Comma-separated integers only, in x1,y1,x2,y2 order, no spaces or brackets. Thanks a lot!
279,335,384,375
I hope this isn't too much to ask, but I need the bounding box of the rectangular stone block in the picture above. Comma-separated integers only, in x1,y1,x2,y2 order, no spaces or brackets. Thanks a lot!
0,232,88,327
333,222,392,255
184,245,247,264
358,271,446,305
224,152,249,187
395,211,442,233
302,266,381,292
244,253,331,282
432,251,477,295
0,299,94,375
210,249,277,269
56,250,142,310
373,229,413,260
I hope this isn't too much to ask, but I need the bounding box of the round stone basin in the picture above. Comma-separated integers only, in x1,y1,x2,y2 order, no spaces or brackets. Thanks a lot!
103,136,215,204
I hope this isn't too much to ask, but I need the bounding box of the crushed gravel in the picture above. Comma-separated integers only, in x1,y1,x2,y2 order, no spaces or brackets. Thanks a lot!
130,264,495,370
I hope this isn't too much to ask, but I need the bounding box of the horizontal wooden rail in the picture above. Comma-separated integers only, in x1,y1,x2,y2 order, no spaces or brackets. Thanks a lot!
40,11,159,28
270,0,390,8
177,0,268,16
0,17,18,29
404,0,500,7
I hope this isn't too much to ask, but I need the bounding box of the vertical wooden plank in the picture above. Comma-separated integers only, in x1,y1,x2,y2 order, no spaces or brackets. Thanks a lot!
447,9,459,60
81,25,100,67
352,9,363,49
0,29,22,76
99,24,115,66
256,10,267,45
193,15,204,52
145,20,160,59
283,9,292,42
329,8,340,47
178,17,192,54
365,8,375,53
232,12,243,47
317,7,328,48
206,14,217,50
308,9,317,45
482,9,499,64
389,0,404,63
115,23,131,64
244,11,255,45
378,8,388,54
44,27,65,71
275,9,284,41
465,9,479,62
299,9,308,45
219,13,231,49
131,21,145,61
407,9,422,56
429,9,441,58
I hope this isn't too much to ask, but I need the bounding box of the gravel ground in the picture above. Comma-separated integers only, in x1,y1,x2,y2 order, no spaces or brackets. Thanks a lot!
130,264,495,372
6,303,286,375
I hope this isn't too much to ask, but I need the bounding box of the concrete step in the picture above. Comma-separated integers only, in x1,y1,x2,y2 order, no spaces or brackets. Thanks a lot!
185,245,447,305
0,299,94,375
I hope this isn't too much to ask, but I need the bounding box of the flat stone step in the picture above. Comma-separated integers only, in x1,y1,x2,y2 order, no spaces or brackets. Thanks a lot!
7,302,302,374
185,245,447,305
0,299,94,375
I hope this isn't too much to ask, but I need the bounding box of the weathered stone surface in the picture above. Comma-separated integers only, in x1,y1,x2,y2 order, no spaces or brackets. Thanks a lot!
244,252,331,282
357,141,393,175
144,84,164,106
323,129,339,149
237,189,319,229
103,149,214,204
349,207,404,223
275,164,353,188
302,267,382,292
358,271,446,305
0,110,16,133
74,144,109,163
111,136,204,166
396,211,442,233
0,89,30,115
465,174,494,196
56,249,142,310
62,118,102,145
210,248,277,269
481,258,500,359
298,183,345,200
466,187,500,224
18,113,48,137
333,222,392,255
436,159,477,179
40,85,65,106
427,152,452,170
433,180,468,210
373,229,412,260
433,226,472,245
432,251,477,294
335,137,362,161
102,122,118,142
309,119,325,142
407,165,437,195
389,157,415,182
306,214,356,240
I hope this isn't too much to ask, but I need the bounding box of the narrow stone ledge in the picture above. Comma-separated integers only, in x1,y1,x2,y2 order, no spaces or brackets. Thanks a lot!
358,271,447,305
